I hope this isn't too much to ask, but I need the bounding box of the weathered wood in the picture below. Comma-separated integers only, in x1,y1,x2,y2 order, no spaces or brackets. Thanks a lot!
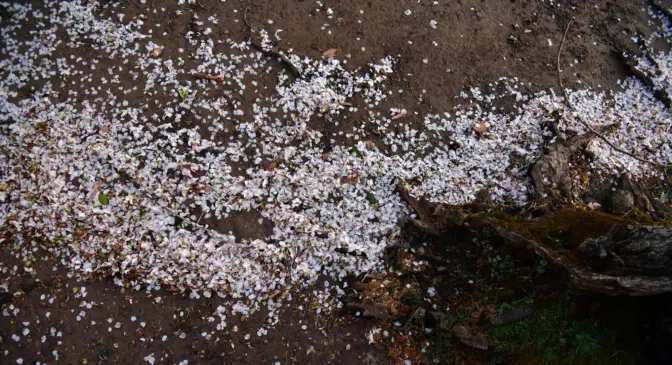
581,224,672,277
530,125,616,205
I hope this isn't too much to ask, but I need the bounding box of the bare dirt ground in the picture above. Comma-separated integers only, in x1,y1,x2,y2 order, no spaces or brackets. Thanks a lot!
2,0,671,364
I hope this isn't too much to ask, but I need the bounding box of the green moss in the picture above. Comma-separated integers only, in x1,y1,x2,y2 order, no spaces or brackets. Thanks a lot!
622,208,672,227
488,298,639,365
483,209,634,250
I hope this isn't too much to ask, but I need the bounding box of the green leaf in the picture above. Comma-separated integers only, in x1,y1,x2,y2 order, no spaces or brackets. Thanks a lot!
98,193,110,206
178,59,185,67
105,36,116,42
178,89,189,99
350,146,362,157
366,192,377,205
72,287,79,294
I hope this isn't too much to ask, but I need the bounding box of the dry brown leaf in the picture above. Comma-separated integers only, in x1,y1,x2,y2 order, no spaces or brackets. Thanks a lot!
322,153,329,161
339,174,358,184
267,161,278,171
151,47,163,57
322,48,338,58
365,140,375,150
473,122,488,134
391,111,406,121
321,104,329,113
338,100,354,107
100,125,110,134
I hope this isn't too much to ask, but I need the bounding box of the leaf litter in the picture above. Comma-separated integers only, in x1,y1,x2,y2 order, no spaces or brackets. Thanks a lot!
0,1,670,359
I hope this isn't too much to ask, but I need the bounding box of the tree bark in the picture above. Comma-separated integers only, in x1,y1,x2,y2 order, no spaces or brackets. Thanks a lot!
470,217,672,296
580,224,672,277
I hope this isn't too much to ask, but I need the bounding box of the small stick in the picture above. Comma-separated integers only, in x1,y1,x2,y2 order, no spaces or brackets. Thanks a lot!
193,73,224,83
243,7,302,79
244,6,253,29
556,18,670,169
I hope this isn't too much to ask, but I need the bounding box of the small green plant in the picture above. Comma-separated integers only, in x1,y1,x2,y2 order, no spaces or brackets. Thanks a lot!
565,322,602,359
482,243,516,279
401,292,422,310
430,330,454,363
489,298,636,365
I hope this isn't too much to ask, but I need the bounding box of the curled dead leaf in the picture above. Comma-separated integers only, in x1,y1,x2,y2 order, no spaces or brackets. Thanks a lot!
322,48,338,58
190,169,207,178
322,153,329,161
267,161,278,171
338,100,354,107
321,104,329,113
391,111,406,121
339,174,358,185
151,47,163,57
365,140,375,150
473,122,488,134
100,125,110,134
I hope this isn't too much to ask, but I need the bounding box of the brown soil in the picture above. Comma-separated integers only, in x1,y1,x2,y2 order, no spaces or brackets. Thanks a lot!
2,0,670,364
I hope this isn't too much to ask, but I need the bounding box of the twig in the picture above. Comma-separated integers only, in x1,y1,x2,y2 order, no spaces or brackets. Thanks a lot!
193,73,224,83
243,7,302,79
243,6,253,29
607,249,626,266
403,308,422,331
556,18,670,169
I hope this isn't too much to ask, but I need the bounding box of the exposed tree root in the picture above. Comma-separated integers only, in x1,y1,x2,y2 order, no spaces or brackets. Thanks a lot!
529,124,617,205
396,179,672,296
470,217,672,296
